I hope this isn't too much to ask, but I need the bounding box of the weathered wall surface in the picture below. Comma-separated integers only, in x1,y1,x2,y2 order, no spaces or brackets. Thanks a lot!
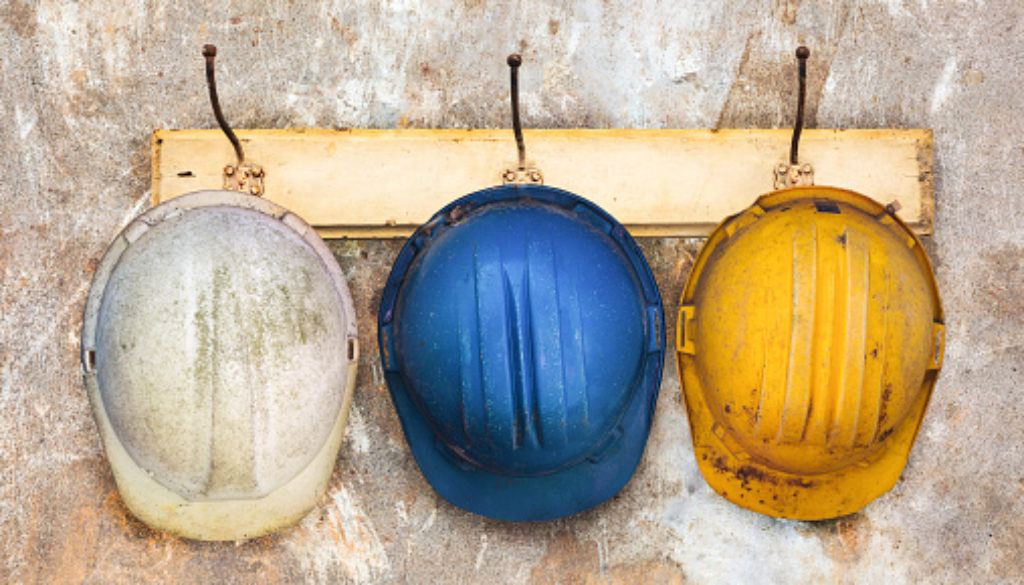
1,1,1021,583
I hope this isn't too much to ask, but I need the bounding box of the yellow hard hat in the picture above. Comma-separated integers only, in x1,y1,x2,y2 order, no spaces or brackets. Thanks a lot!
676,186,944,520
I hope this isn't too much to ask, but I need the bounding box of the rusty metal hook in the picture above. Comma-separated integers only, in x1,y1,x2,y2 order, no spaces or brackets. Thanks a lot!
774,46,814,188
202,45,264,195
789,46,810,166
203,44,245,169
507,54,526,171
502,54,542,184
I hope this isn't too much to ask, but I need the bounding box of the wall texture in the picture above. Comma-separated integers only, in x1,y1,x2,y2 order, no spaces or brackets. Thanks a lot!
1,1,1021,583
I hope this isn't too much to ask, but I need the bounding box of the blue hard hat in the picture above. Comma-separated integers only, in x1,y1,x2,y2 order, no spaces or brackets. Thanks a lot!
378,184,664,521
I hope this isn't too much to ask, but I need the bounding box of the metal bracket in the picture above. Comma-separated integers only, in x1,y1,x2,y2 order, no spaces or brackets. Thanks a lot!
223,163,265,196
773,162,814,189
501,167,544,185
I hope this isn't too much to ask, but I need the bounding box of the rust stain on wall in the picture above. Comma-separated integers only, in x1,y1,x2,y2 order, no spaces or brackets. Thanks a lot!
530,530,687,584
0,0,37,38
811,514,871,564
977,243,1024,323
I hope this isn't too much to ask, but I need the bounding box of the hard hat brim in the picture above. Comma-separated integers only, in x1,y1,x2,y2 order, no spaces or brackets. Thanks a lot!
678,351,936,520
387,349,661,521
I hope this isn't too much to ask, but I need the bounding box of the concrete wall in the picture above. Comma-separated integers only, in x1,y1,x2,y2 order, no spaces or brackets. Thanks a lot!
1,1,1021,583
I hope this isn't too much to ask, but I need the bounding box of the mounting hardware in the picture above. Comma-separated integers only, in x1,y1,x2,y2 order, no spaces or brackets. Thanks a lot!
774,162,814,189
203,44,265,196
774,46,814,189
502,54,543,185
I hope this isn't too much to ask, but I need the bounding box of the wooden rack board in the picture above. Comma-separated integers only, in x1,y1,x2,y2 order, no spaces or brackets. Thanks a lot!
153,128,933,238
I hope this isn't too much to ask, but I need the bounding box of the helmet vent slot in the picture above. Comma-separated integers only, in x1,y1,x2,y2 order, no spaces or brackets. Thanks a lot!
84,349,96,373
814,201,841,214
653,313,661,348
648,305,662,352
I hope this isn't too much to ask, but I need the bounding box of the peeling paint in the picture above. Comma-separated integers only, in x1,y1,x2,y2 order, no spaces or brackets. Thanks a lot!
344,405,371,455
287,483,390,584
930,57,958,114
473,533,488,571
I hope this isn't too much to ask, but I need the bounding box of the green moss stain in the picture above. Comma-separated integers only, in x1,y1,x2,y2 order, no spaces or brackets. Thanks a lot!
189,264,333,385
180,254,338,495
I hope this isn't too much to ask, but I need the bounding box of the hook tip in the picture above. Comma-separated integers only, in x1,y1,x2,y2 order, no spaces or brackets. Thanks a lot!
796,46,810,60
202,44,217,58
507,54,522,68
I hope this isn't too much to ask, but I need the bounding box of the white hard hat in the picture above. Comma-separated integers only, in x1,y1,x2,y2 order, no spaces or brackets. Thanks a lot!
81,190,358,540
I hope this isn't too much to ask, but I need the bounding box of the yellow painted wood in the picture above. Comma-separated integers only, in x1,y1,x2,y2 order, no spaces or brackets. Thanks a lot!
152,128,934,238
